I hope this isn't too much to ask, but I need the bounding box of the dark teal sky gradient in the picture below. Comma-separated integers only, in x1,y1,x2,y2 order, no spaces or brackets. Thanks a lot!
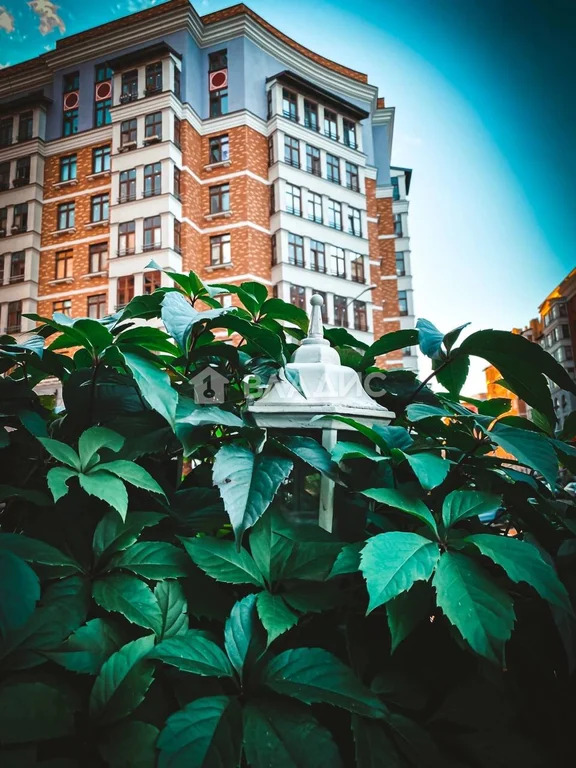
1,0,575,389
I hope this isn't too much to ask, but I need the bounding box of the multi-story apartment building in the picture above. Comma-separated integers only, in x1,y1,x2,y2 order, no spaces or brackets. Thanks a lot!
0,0,414,369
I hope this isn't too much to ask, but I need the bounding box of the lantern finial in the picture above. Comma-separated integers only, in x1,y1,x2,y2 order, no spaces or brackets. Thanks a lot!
308,294,324,339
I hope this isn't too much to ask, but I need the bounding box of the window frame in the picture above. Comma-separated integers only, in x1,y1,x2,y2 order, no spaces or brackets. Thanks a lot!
143,215,162,252
284,136,300,168
210,233,231,266
87,293,107,319
92,145,111,174
288,232,305,267
90,194,109,223
118,221,136,256
89,242,108,274
119,169,137,202
144,162,162,198
209,134,230,164
285,183,302,216
54,249,73,280
59,154,77,182
209,183,230,214
9,251,25,283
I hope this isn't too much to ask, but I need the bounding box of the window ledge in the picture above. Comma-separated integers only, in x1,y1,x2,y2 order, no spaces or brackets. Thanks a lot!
205,211,232,221
204,160,231,171
86,171,111,180
86,220,109,229
205,263,233,271
53,227,76,235
54,179,78,188
48,277,74,285
81,271,107,279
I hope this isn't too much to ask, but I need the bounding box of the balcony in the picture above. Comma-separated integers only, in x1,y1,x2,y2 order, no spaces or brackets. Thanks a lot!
119,92,138,104
143,134,161,146
118,141,137,153
118,193,137,204
142,242,161,253
12,178,30,188
118,248,136,257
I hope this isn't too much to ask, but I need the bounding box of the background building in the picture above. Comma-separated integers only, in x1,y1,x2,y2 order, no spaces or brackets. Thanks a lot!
0,0,415,369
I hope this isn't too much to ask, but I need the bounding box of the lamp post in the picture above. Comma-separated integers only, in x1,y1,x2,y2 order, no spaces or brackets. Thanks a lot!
248,294,393,532
345,283,377,308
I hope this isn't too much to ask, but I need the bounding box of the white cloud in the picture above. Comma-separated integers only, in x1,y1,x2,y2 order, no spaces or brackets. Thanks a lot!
0,6,15,33
0,61,10,68
27,0,65,36
125,0,158,13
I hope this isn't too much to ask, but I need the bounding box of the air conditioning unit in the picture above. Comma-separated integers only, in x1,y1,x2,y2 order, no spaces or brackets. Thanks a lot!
95,81,112,101
143,134,161,145
119,140,137,152
63,90,80,111
209,69,228,91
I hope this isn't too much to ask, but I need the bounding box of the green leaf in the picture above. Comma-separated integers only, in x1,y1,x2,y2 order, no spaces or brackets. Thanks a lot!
176,395,244,429
406,403,454,421
489,422,558,486
0,549,40,636
161,291,235,351
362,329,419,364
433,551,515,664
181,537,264,586
39,437,80,470
99,720,159,768
328,542,363,578
93,574,163,634
443,322,470,353
387,582,432,653
416,319,445,360
0,533,80,572
360,488,439,535
47,466,77,503
324,326,369,350
222,315,285,362
261,648,386,718
316,415,388,451
360,532,440,612
372,425,414,452
121,350,178,427
78,471,128,520
213,444,293,543
90,635,155,724
93,511,164,561
116,325,180,355
257,591,299,644
273,435,339,480
465,534,572,613
95,460,166,498
331,442,385,463
244,699,343,768
154,580,188,640
0,682,76,744
260,297,309,331
225,594,265,680
403,453,451,490
46,618,124,674
435,354,470,395
442,490,502,530
150,629,233,677
108,541,188,579
78,426,124,470
157,696,242,768
352,715,402,768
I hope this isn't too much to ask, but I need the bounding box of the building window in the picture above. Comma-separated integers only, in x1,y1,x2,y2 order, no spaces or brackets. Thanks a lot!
119,169,136,202
345,162,359,192
324,109,338,140
343,119,357,149
95,65,112,82
394,213,403,236
89,242,108,274
174,219,182,253
0,162,8,191
9,251,25,283
306,145,321,176
348,207,362,237
145,112,162,141
14,157,30,185
283,136,299,168
398,290,408,316
310,240,326,273
0,117,13,147
308,192,323,224
144,270,162,294
13,203,28,232
271,233,277,265
326,154,340,184
269,185,276,214
93,146,111,174
391,176,400,201
174,167,181,199
63,71,79,92
290,284,306,310
396,252,406,276
288,233,304,267
95,98,111,128
121,118,137,146
304,100,318,131
143,215,161,251
117,276,134,308
353,300,367,331
174,117,182,149
144,162,162,197
209,49,228,71
18,111,33,142
0,206,7,235
63,109,78,137
118,221,136,256
209,134,229,163
350,254,365,283
121,70,138,103
91,194,109,223
210,89,228,117
145,62,163,94
6,301,22,333
55,249,73,280
329,246,346,278
268,136,274,167
267,88,273,119
334,295,348,327
87,294,107,319
282,89,298,121
174,65,181,100
210,233,231,266
316,290,328,322
209,183,230,214
59,154,77,182
327,200,342,230
53,299,72,316
285,184,302,216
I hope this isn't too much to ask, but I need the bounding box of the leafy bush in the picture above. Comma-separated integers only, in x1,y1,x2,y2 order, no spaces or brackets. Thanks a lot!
1,271,575,767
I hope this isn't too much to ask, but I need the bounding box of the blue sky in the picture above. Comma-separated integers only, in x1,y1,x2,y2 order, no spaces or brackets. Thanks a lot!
1,0,574,391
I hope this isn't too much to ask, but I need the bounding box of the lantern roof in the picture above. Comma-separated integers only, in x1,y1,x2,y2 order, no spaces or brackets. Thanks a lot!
247,294,394,429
